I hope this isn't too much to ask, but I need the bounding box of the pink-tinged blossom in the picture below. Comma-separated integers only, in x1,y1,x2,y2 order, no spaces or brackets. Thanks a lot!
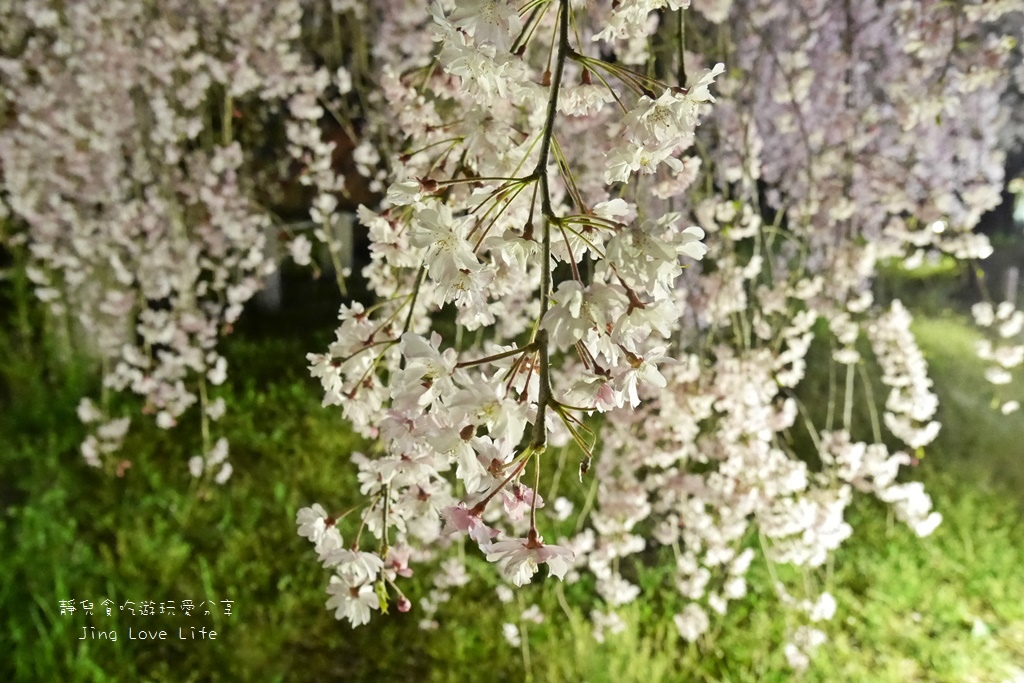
485,537,575,587
501,485,544,521
384,543,414,579
441,502,497,546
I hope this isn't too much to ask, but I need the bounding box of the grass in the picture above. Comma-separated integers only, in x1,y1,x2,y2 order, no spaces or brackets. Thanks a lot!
1,288,1023,681
913,316,1024,494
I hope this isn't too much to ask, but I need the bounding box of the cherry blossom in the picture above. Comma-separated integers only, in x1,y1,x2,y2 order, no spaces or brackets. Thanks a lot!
485,537,575,587
326,578,381,628
4,0,1019,659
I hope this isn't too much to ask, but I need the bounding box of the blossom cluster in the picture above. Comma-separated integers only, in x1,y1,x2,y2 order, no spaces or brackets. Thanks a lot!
973,301,1024,413
0,0,360,477
2,0,1021,670
294,0,1020,657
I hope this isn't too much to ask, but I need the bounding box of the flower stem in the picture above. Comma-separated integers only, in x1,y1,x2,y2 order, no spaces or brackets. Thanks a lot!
456,343,536,368
528,0,569,456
